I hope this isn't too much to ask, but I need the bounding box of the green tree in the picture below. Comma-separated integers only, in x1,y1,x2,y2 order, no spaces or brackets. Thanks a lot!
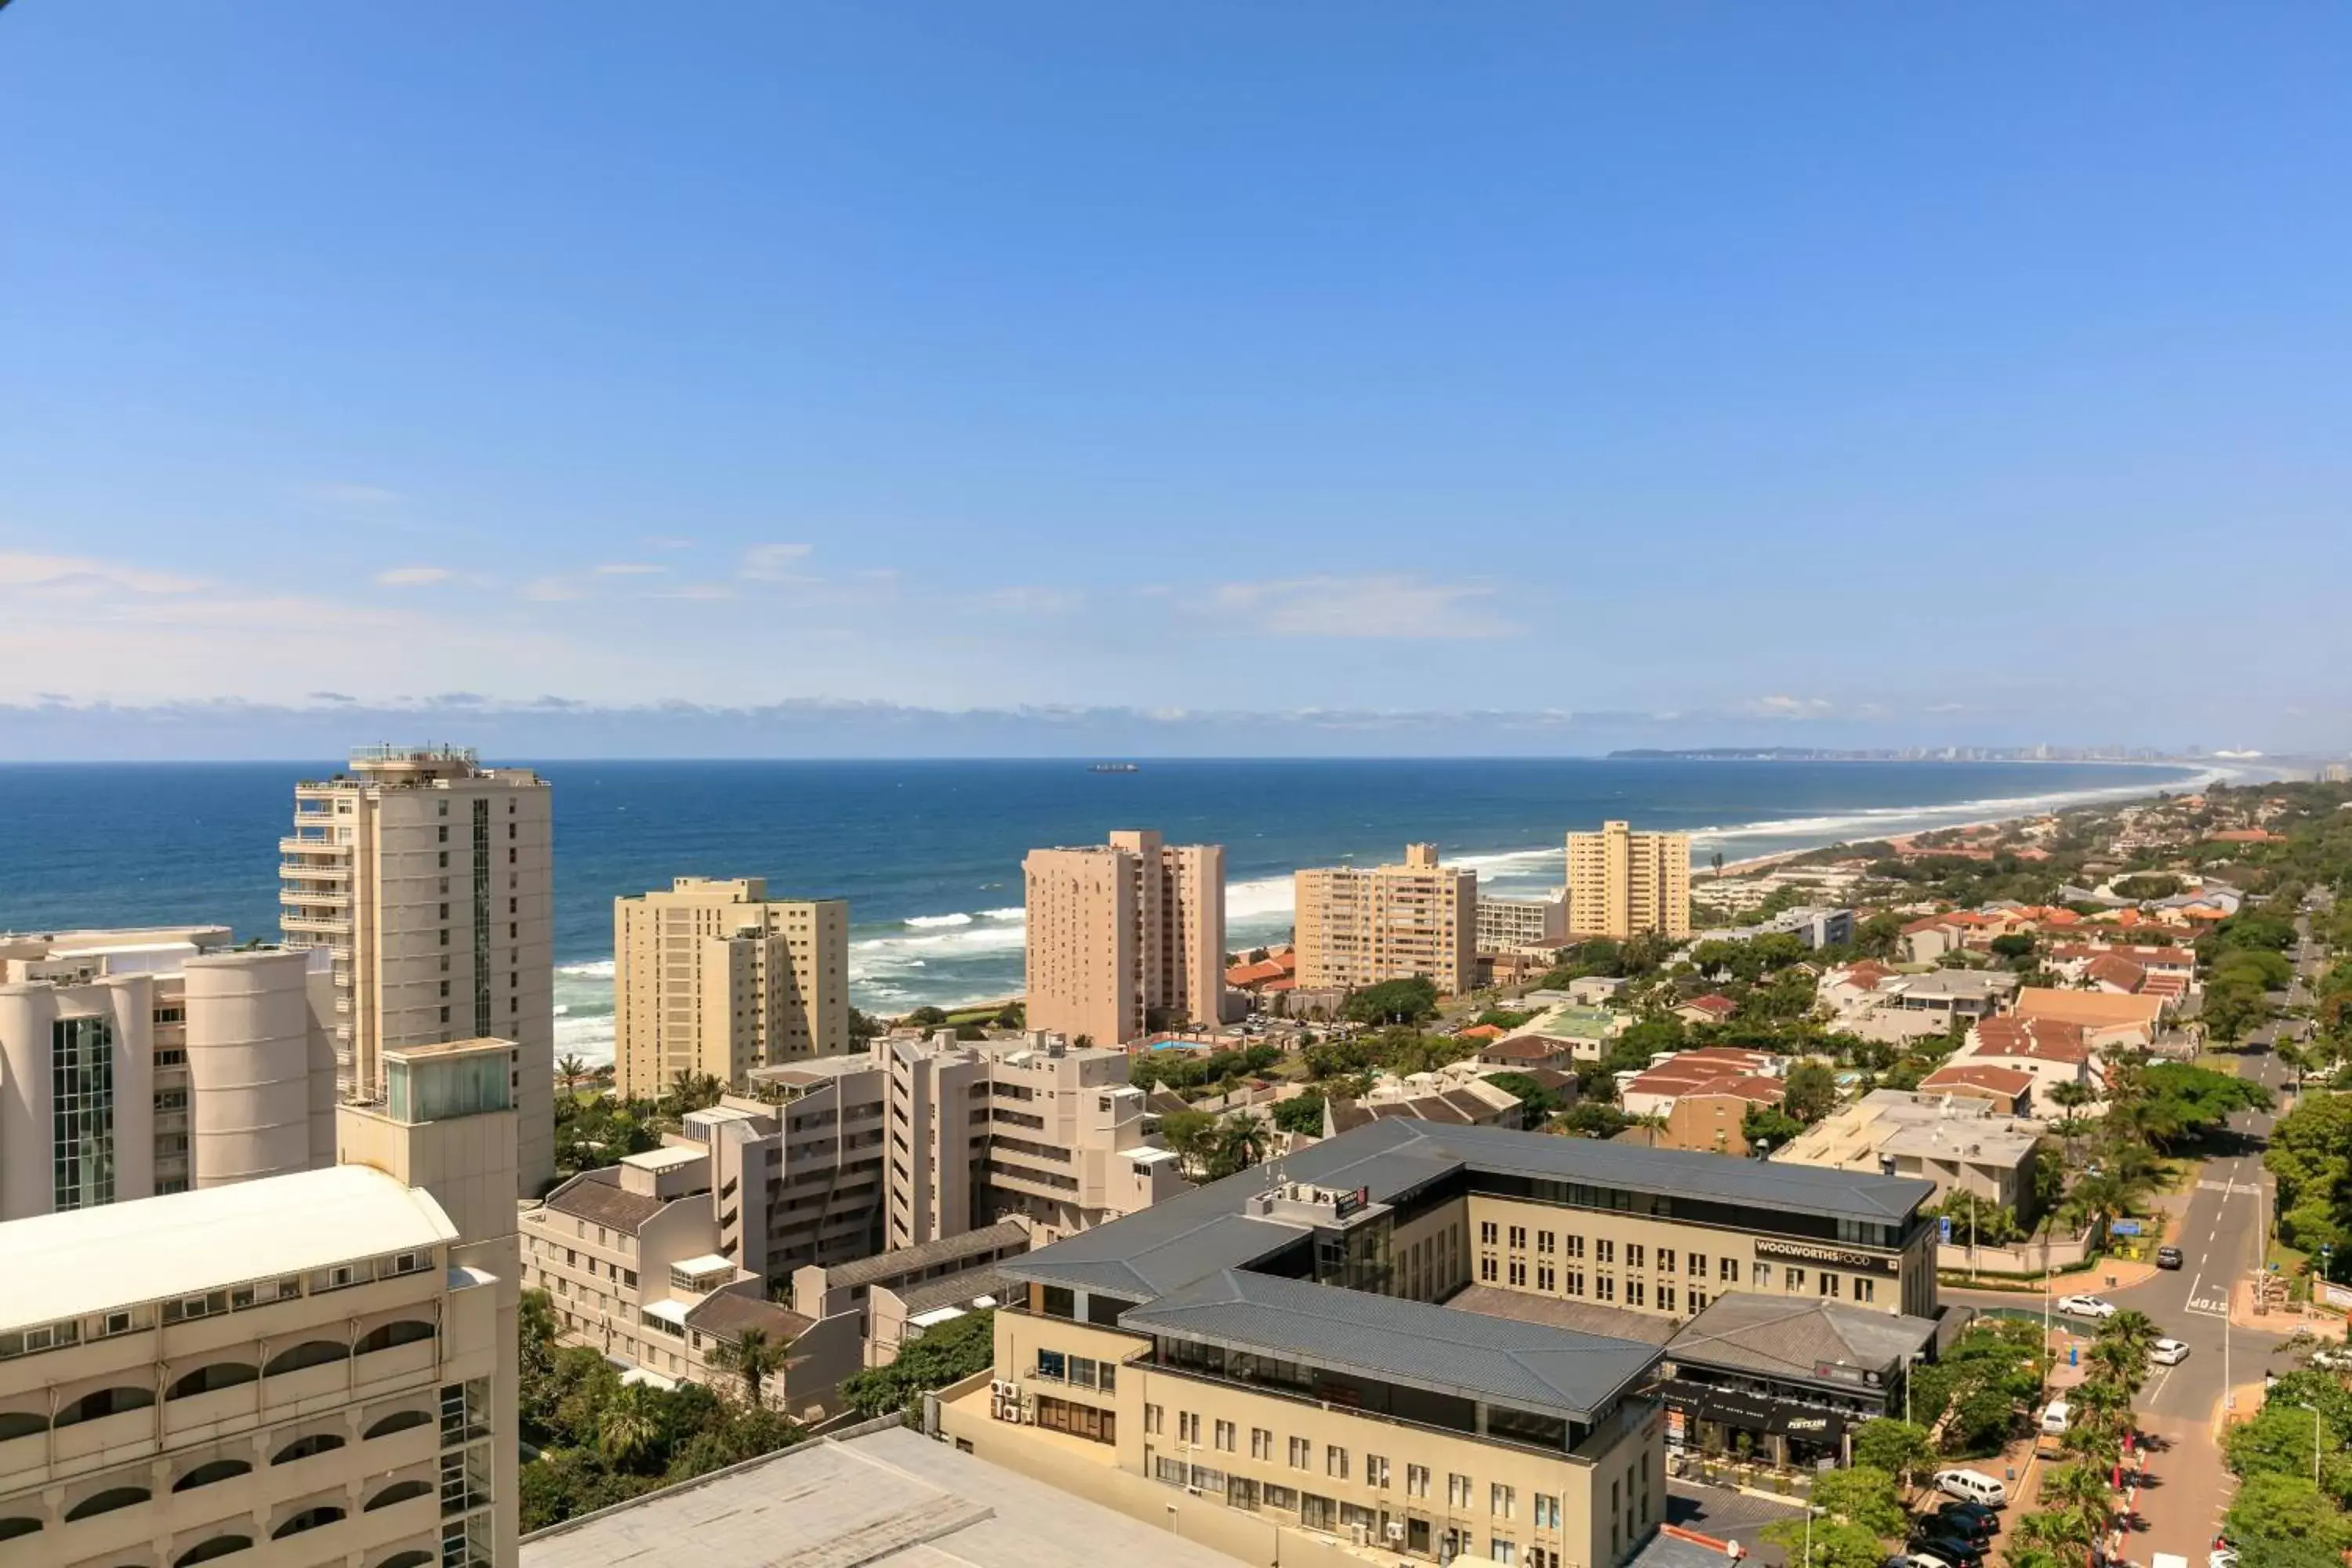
1764,1516,1889,1568
1345,976,1439,1025
1272,1091,1326,1137
597,1382,665,1470
1806,1465,1907,1538
710,1326,793,1408
2226,1472,2352,1568
1782,1061,1838,1124
1205,1112,1270,1179
1849,1419,1933,1490
665,1069,724,1117
1560,1102,1634,1139
1742,1103,1806,1152
838,1309,997,1417
1485,1070,1569,1124
1156,1109,1218,1179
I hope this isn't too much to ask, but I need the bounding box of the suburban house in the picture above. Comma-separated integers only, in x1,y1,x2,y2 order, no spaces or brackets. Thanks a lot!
2012,987,2168,1051
1951,1016,2096,1117
1915,1063,2038,1116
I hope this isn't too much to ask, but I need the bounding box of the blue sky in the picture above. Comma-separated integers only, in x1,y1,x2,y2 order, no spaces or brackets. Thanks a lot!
3,3,2349,755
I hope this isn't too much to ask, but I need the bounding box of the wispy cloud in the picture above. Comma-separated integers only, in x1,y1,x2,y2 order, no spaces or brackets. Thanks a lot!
653,583,735,601
0,552,205,597
373,565,455,588
983,585,1086,614
739,543,815,581
299,482,401,506
520,577,584,602
1208,575,1514,639
593,562,666,576
1744,695,1835,718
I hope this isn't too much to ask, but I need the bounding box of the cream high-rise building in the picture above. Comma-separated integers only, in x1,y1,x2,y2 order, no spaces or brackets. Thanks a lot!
280,745,554,1196
612,877,850,1102
1566,822,1692,941
1022,831,1225,1047
1294,843,1479,996
0,927,339,1221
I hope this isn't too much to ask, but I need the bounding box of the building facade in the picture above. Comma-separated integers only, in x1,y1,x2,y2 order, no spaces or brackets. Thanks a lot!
0,928,339,1221
612,877,851,1102
939,1121,1930,1568
1294,844,1479,997
1566,823,1692,941
1023,831,1225,1047
1476,890,1570,954
280,745,555,1196
0,1162,517,1568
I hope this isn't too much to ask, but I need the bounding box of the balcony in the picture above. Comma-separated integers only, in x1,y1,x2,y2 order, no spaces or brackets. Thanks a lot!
280,835,339,855
282,912,353,935
280,859,350,880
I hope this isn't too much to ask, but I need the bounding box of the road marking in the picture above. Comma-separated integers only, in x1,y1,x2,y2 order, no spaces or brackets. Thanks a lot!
2187,1296,2230,1317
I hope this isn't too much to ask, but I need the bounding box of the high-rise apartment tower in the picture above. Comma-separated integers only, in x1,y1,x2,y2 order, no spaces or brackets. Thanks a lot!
1022,830,1224,1046
612,877,850,1102
1566,821,1692,940
280,745,554,1195
1294,842,1479,996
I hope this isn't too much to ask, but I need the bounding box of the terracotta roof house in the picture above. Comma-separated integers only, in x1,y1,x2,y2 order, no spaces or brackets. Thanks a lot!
1673,994,1738,1026
1917,1064,2038,1116
2013,986,2166,1050
2085,953,2151,994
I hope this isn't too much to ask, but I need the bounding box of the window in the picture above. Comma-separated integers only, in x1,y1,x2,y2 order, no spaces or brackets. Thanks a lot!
1264,1483,1300,1512
1492,1541,1519,1565
1144,1403,1163,1436
1508,1225,1526,1249
1627,1244,1645,1269
1449,1473,1473,1509
51,1014,116,1211
1407,1463,1430,1498
1565,1269,1585,1297
1251,1427,1273,1461
1720,1258,1739,1283
1659,1250,1676,1273
1492,1483,1515,1518
1595,1275,1615,1302
1481,1221,1499,1245
1214,1419,1236,1452
1068,1356,1098,1389
1508,1260,1526,1287
1156,1455,1188,1486
1659,1285,1677,1314
1855,1276,1876,1304
1537,1230,1555,1254
1327,1444,1348,1480
1178,1410,1201,1444
1787,1267,1806,1292
1754,1262,1772,1288
1036,1348,1066,1381
1301,1494,1336,1531
1690,1289,1709,1312
1595,1240,1614,1264
1820,1271,1839,1296
1536,1494,1561,1530
1481,1255,1499,1283
1627,1278,1646,1308
1537,1263,1555,1292
1564,1234,1584,1259
1290,1436,1312,1469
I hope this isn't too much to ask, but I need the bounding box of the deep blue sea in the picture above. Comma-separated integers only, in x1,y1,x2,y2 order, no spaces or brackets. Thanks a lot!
0,758,2210,1065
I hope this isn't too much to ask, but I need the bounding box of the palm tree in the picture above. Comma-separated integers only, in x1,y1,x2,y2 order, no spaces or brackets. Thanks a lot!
710,1326,793,1408
597,1382,663,1469
2011,1505,2092,1568
2065,1376,2134,1445
557,1054,591,1098
2036,1461,2117,1559
2093,1310,2159,1387
1214,1113,1269,1177
666,1069,723,1117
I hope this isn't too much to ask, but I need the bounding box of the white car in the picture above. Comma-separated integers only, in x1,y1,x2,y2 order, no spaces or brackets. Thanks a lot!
2212,1549,2240,1568
2057,1294,2118,1320
2151,1338,2190,1366
2310,1345,2352,1372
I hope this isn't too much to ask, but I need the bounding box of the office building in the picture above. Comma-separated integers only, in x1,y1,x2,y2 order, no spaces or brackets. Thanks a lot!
1476,888,1570,953
0,1160,517,1568
1294,843,1479,996
939,1120,1934,1566
1566,823,1692,941
1772,1088,2047,1227
281,744,555,1195
1023,831,1225,1047
1658,1294,1939,1469
0,927,338,1221
612,877,851,1102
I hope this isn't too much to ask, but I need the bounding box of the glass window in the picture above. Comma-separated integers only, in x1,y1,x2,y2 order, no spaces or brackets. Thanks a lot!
1144,1403,1163,1435
1068,1356,1097,1389
1290,1436,1311,1469
51,1015,117,1211
1327,1445,1348,1480
1215,1419,1236,1451
1035,1348,1066,1381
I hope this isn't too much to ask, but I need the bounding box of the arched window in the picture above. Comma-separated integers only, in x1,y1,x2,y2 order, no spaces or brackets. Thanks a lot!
271,1432,345,1465
0,1518,41,1544
66,1486,151,1521
375,1552,434,1568
264,1340,349,1377
173,1458,252,1492
168,1363,258,1400
362,1479,433,1512
363,1408,433,1439
0,1411,45,1442
54,1386,154,1426
270,1505,344,1539
354,1320,434,1356
173,1535,252,1566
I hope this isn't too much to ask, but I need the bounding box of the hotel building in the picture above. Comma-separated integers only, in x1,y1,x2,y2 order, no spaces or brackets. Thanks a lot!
1294,844,1479,997
1023,832,1225,1047
1566,824,1692,942
940,1120,1933,1566
0,1159,519,1568
612,877,851,1102
281,745,555,1196
0,927,339,1221
1475,890,1570,953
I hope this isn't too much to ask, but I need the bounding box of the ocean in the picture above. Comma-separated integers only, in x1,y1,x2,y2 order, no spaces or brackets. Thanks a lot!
0,757,2212,1068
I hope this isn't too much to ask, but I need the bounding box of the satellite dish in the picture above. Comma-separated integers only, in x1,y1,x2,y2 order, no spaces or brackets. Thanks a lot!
1726,1541,1743,1561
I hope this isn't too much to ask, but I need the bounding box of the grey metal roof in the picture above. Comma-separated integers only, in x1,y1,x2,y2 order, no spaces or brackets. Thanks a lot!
1665,1293,1939,1384
822,1218,1031,1290
1123,1269,1661,1421
1003,1119,1930,1301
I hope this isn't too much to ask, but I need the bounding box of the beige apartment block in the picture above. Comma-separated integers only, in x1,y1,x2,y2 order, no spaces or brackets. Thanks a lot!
281,745,555,1196
1024,831,1225,1047
0,1161,517,1568
1294,844,1479,996
1566,822,1692,941
1475,888,1569,953
939,1120,1936,1568
0,928,339,1221
612,877,850,1102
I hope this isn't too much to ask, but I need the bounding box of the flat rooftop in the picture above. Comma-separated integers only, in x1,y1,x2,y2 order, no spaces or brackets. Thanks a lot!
520,1423,1240,1568
0,1165,456,1333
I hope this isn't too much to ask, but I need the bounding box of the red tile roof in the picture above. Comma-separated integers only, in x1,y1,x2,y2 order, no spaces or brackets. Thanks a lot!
1969,1016,2089,1064
1921,1063,2038,1099
2085,954,2149,993
1679,994,1737,1020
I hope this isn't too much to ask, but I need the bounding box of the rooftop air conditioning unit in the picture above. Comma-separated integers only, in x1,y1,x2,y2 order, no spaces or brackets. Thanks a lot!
1351,1524,1370,1547
1387,1521,1408,1542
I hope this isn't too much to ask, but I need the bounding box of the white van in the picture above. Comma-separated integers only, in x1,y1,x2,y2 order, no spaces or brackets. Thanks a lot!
1934,1469,2009,1508
2039,1399,2071,1436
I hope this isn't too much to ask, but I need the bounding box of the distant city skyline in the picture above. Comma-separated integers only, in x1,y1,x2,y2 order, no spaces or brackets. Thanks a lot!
4,5,2350,753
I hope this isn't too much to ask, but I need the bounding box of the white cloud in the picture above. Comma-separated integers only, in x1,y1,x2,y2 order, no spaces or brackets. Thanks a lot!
373,566,456,588
1208,575,1514,639
521,577,584,602
1745,695,1835,718
739,543,815,581
0,551,205,597
593,562,666,576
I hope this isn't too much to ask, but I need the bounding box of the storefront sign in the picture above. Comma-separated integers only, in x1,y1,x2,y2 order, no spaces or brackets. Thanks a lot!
1660,1379,1856,1444
1813,1361,1884,1387
1754,1239,1901,1274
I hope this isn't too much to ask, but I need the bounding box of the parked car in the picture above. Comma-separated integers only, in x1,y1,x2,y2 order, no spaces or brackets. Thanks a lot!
2310,1345,2352,1372
2057,1294,2118,1319
2157,1246,2184,1269
1933,1505,1997,1542
2152,1338,2190,1366
1904,1553,1961,1568
1934,1470,2009,1508
1911,1536,1985,1568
